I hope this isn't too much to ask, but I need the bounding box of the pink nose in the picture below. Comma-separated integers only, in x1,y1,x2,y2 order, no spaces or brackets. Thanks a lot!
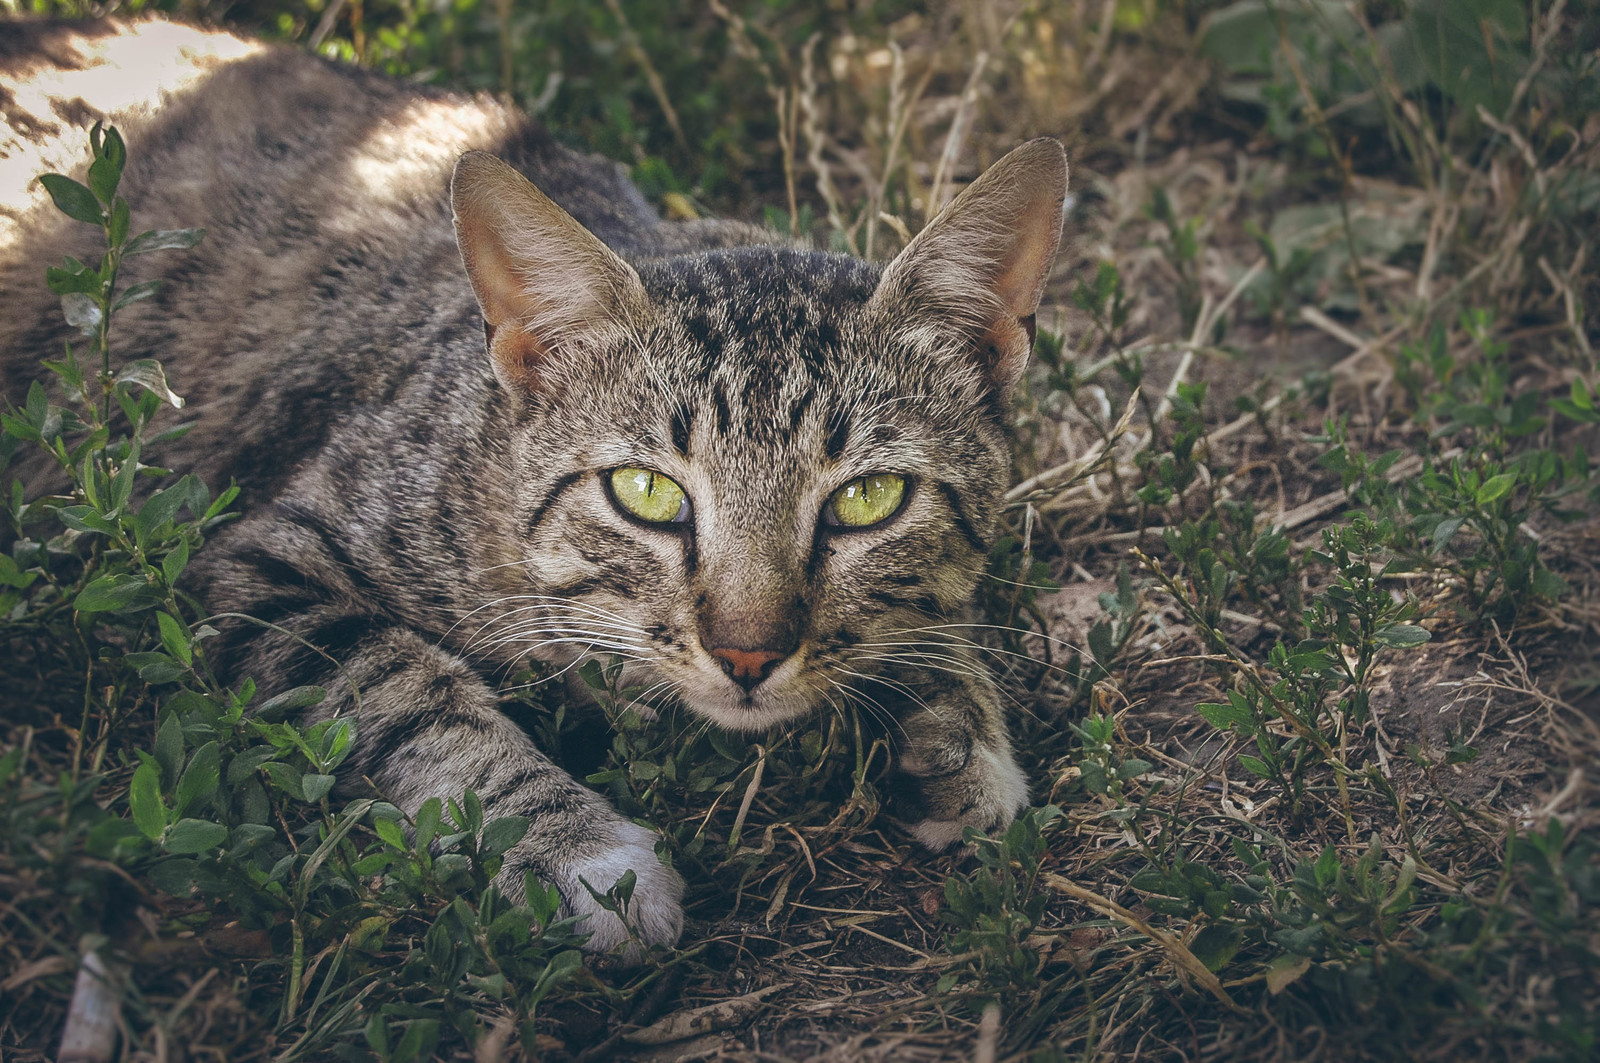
708,646,787,691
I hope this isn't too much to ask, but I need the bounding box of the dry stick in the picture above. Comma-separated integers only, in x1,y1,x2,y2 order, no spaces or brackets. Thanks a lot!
927,50,990,220
866,42,933,260
727,746,767,849
1154,257,1266,424
1538,251,1595,364
1272,451,1453,536
57,949,121,1063
1042,873,1244,1013
307,0,349,50
1298,305,1368,351
707,0,799,233
495,0,514,104
1007,387,1141,503
798,34,848,240
1501,0,1568,136
778,87,800,235
1086,0,1118,76
605,0,685,147
974,1002,1001,1063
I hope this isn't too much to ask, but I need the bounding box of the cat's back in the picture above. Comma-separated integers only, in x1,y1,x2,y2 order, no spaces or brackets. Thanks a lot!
0,17,764,492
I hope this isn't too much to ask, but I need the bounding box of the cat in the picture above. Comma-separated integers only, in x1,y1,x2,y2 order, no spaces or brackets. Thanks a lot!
0,18,1067,954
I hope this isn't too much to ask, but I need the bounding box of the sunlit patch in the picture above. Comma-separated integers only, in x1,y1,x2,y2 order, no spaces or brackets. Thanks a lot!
0,22,263,253
340,98,511,217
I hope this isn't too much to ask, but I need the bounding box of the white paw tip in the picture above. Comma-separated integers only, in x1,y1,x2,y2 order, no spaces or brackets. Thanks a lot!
911,818,969,850
909,745,1030,851
561,824,684,956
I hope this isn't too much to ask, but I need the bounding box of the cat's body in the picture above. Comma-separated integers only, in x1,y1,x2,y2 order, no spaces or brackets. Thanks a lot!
1,19,1065,953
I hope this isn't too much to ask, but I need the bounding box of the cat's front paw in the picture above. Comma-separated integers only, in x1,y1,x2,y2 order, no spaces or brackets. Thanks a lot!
899,741,1029,850
553,820,684,959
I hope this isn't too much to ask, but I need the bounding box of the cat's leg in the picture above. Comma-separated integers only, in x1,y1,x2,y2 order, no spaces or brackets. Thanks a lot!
878,660,1030,849
217,602,682,954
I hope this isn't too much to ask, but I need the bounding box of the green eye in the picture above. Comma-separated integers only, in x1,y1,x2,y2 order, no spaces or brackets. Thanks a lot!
610,467,690,523
826,474,907,528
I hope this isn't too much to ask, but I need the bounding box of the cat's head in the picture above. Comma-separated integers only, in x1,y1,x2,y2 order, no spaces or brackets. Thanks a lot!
451,142,1066,733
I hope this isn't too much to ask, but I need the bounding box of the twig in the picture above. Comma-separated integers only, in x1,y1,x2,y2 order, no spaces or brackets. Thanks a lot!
307,0,349,50
605,0,685,147
728,745,767,849
927,50,990,220
1006,387,1140,503
1042,873,1244,1013
1155,258,1265,424
1538,251,1594,363
57,949,121,1063
799,34,848,240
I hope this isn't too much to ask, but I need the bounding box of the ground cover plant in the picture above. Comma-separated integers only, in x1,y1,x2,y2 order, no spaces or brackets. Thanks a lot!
2,1,1598,1060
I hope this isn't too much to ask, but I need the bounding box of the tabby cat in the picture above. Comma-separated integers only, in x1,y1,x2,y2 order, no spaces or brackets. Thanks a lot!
0,19,1067,953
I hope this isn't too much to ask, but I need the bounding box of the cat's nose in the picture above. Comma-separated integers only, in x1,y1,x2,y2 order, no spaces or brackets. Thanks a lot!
707,646,788,692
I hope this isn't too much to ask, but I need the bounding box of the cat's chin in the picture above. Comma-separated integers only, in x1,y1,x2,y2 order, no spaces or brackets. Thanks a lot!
676,678,820,735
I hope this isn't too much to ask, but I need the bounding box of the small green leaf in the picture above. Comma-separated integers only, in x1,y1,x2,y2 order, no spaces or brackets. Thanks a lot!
301,773,336,803
374,817,406,850
124,227,207,256
1431,516,1464,552
60,293,102,335
163,818,229,855
1531,567,1568,598
1189,924,1243,972
1267,954,1311,995
115,359,185,409
113,280,161,312
415,797,442,851
129,756,166,840
1116,758,1153,780
87,153,121,205
162,539,190,586
1239,755,1274,780
154,712,185,787
135,484,189,545
256,685,325,722
1373,623,1431,649
75,573,163,614
263,761,306,801
46,264,101,295
1475,473,1516,505
175,741,221,816
99,124,127,174
1198,701,1254,734
482,815,530,857
1314,845,1339,886
40,173,104,224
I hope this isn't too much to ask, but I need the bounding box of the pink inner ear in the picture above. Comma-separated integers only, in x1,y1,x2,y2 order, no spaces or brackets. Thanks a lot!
994,228,1060,319
457,215,528,331
980,315,1034,394
487,326,548,393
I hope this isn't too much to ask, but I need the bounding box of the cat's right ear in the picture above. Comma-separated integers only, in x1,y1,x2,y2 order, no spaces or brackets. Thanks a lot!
869,138,1067,397
451,151,648,393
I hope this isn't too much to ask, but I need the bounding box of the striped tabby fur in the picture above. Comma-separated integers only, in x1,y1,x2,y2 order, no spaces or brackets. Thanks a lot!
0,18,1068,953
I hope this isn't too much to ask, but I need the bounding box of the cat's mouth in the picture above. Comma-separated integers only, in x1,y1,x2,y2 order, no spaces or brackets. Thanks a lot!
662,650,825,734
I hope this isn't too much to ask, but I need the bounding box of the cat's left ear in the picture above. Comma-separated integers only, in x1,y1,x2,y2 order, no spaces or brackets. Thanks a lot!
451,151,649,394
869,138,1067,396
